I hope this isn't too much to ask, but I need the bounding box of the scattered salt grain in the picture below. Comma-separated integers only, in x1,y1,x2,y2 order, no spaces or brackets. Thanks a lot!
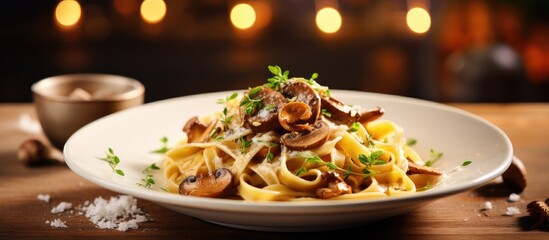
481,201,493,210
49,218,68,228
51,202,73,213
83,195,147,232
504,206,521,216
508,193,520,202
37,194,50,203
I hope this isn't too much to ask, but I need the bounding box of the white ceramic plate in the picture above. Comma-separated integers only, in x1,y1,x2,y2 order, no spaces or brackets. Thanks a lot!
64,90,513,232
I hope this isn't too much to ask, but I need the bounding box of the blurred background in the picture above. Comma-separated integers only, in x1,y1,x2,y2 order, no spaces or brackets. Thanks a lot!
1,0,548,103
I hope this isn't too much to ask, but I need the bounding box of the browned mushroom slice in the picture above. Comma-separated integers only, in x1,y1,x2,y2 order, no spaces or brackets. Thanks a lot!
240,87,287,133
316,171,352,199
183,116,218,143
280,121,330,150
357,107,385,124
278,102,314,132
406,159,442,175
280,80,321,124
320,97,360,126
179,168,235,198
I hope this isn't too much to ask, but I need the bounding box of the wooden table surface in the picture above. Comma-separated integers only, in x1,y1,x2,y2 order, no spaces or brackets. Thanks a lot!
1,103,548,239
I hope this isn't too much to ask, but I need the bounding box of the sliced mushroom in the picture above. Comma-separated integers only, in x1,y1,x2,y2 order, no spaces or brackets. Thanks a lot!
280,121,330,150
357,107,385,124
280,79,321,125
240,87,287,133
278,102,314,131
183,117,217,143
406,159,442,175
316,171,352,199
179,168,235,198
320,97,360,126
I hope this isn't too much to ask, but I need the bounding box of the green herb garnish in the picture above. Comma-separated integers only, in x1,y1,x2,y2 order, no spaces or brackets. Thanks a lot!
240,87,263,115
264,65,289,90
295,154,376,179
216,92,238,104
137,163,161,188
462,160,472,166
358,151,386,166
321,108,332,117
417,181,432,191
349,122,360,132
151,137,170,154
425,149,443,167
98,148,125,176
406,138,417,146
238,136,252,153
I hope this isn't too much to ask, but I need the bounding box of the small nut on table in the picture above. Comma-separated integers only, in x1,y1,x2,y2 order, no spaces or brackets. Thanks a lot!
18,139,64,166
527,198,549,229
501,156,527,193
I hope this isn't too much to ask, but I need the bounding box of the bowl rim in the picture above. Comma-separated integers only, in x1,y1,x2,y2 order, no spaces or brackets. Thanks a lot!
31,73,145,103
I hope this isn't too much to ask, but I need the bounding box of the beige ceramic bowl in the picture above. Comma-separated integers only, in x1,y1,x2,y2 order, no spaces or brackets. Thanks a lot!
32,74,145,150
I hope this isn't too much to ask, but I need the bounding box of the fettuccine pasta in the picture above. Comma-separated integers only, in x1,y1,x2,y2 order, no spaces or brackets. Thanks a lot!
162,66,442,201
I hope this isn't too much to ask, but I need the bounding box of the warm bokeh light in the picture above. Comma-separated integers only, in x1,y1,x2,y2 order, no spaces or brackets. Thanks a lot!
316,7,342,34
55,0,81,27
230,3,256,30
406,7,431,34
140,0,166,24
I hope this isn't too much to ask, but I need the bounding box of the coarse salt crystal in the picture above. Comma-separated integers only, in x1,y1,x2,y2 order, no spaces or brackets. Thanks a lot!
504,206,521,216
482,201,493,210
84,195,147,232
508,193,520,202
51,202,73,213
37,194,50,203
49,218,67,228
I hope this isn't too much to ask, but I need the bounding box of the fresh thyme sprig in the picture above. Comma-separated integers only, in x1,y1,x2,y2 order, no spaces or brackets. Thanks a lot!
216,92,238,104
358,151,386,167
238,135,252,153
264,65,289,90
98,148,125,176
220,107,234,125
321,108,332,117
425,149,443,167
295,154,377,180
349,122,360,132
240,87,263,115
406,138,417,146
151,137,170,154
137,163,161,188
416,181,432,191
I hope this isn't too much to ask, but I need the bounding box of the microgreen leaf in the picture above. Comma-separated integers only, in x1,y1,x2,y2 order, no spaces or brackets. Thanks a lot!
216,92,238,104
425,149,443,167
98,148,125,176
137,163,161,188
151,136,171,154
462,160,472,167
321,108,332,117
406,138,417,146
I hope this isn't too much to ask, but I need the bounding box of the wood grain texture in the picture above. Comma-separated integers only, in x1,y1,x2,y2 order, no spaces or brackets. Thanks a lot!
0,103,547,240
